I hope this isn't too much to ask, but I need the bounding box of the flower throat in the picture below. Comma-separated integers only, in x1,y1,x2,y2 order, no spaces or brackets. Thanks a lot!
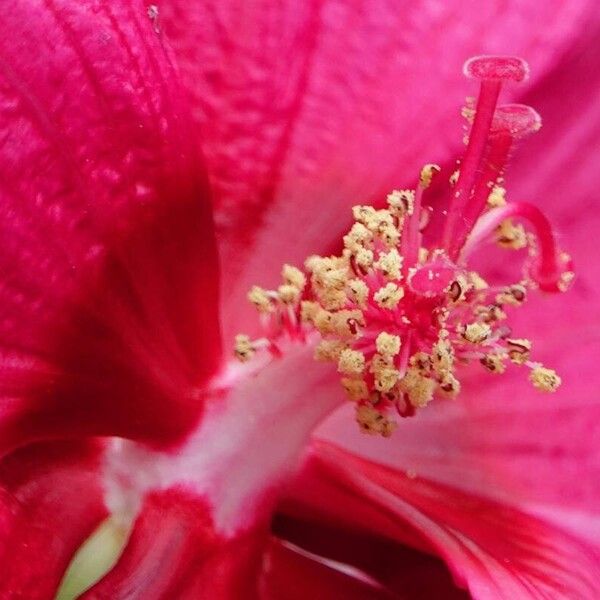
234,56,573,437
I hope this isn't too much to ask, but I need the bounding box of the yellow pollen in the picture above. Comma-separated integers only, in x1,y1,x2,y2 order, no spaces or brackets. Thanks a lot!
341,377,369,402
469,271,489,290
475,304,507,323
317,287,348,311
282,264,306,290
439,372,461,398
369,353,400,393
374,282,404,309
506,338,532,364
311,257,349,290
480,352,507,374
374,367,400,393
487,185,507,208
387,189,415,216
418,247,429,264
462,322,492,344
410,351,432,373
356,404,396,437
234,334,255,363
300,300,320,323
355,247,374,270
338,348,366,376
313,309,335,335
331,309,364,338
247,286,273,313
347,279,369,308
449,169,459,186
432,338,454,374
365,209,394,233
314,340,347,362
558,270,575,293
419,163,441,189
399,368,436,408
496,219,528,250
304,255,322,272
374,248,402,279
352,205,377,225
343,222,373,252
379,223,401,248
530,365,561,392
496,283,527,306
278,284,301,304
376,332,401,357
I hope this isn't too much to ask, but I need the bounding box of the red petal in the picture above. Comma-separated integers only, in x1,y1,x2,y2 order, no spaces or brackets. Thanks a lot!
83,488,266,599
261,537,396,600
270,514,469,599
0,0,220,454
0,441,107,598
289,442,600,599
160,0,594,347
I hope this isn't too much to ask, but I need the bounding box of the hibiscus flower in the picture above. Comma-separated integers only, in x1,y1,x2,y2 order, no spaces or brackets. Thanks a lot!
1,1,599,599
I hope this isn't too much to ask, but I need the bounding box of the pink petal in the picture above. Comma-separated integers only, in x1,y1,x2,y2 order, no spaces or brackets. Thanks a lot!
0,441,107,598
316,9,600,553
0,0,220,454
82,487,267,599
288,442,600,599
159,0,596,347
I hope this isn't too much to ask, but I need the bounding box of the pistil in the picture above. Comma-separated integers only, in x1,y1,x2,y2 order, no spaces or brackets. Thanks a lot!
233,55,572,437
443,56,529,251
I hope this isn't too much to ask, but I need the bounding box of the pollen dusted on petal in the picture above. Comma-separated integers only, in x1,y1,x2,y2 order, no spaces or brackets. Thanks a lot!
233,55,570,437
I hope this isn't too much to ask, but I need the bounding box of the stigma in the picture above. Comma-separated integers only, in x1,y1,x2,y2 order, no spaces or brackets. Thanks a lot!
233,56,573,437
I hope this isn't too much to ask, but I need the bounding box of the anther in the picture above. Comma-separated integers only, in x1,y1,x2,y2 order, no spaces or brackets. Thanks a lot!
529,365,561,392
374,283,404,309
234,335,255,362
462,322,492,344
338,348,366,376
506,338,532,364
480,353,507,373
248,286,273,313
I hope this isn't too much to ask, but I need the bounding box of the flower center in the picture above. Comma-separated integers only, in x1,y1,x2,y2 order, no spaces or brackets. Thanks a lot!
234,56,573,437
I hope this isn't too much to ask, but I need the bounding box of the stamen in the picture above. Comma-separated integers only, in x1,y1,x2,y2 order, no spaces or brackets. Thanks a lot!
232,56,570,437
530,365,561,392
